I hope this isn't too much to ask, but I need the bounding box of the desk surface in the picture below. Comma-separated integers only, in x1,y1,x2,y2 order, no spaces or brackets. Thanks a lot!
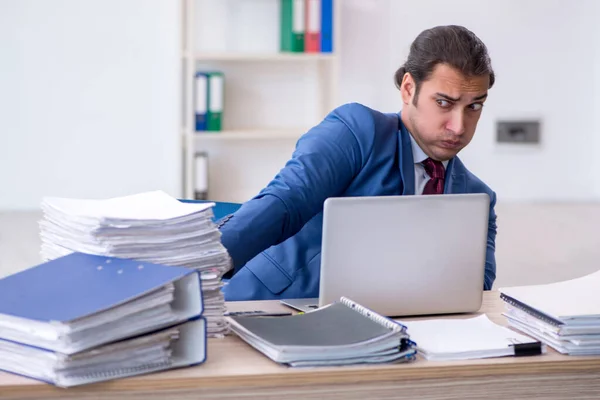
2,292,600,400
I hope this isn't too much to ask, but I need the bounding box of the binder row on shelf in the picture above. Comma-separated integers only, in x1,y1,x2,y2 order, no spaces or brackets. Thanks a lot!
281,0,334,53
192,1,335,133
195,71,224,132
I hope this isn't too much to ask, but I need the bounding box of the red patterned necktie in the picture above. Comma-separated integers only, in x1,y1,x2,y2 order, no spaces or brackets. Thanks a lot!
422,158,445,195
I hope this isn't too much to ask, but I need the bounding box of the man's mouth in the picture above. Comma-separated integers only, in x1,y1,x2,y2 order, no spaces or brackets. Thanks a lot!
440,140,462,149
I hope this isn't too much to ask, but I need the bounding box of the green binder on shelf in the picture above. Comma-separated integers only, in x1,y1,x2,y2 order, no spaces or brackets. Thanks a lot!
281,0,305,52
206,71,224,132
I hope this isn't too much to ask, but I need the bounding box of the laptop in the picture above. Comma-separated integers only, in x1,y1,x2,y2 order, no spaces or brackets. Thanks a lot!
281,193,490,317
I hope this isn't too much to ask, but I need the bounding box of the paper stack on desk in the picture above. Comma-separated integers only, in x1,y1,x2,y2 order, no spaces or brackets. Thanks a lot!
0,253,206,387
228,297,416,367
38,190,232,338
500,270,600,355
400,315,543,361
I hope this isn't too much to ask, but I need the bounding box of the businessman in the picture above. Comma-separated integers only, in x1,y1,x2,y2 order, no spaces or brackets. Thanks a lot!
219,25,498,300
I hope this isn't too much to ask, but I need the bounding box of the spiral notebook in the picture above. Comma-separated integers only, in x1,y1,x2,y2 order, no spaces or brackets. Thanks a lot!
227,297,416,367
499,270,600,326
499,271,600,355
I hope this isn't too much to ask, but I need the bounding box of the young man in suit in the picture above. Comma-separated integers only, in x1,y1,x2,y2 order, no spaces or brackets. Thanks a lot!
219,25,497,300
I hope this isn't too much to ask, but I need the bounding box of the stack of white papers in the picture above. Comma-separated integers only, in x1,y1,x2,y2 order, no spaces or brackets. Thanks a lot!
39,190,232,338
399,315,543,361
500,270,600,355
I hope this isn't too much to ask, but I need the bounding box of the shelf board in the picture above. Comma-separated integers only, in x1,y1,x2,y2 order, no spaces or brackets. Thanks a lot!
192,128,306,141
192,52,336,62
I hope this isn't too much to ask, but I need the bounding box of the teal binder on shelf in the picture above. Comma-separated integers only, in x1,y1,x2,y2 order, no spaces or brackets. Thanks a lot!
281,0,305,52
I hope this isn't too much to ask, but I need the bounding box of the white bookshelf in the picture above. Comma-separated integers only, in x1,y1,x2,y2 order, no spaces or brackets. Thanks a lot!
193,128,308,142
194,52,336,62
181,0,341,200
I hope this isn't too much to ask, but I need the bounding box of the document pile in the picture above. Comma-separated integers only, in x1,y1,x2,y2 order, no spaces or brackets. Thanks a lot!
39,190,232,337
400,314,543,361
500,270,600,355
228,297,416,367
0,253,206,387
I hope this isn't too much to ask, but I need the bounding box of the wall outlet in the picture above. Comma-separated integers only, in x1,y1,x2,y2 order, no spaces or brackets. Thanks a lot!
496,120,541,144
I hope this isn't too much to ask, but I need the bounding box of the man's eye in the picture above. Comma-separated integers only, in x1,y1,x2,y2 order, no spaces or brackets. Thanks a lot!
469,103,484,111
436,99,451,108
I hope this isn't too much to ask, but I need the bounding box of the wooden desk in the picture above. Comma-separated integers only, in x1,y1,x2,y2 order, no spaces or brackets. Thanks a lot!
2,292,600,400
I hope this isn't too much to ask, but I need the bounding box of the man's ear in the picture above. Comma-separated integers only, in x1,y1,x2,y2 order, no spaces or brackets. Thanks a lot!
401,73,415,106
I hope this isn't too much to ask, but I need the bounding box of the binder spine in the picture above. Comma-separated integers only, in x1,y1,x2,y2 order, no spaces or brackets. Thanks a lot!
320,0,333,52
304,0,320,52
291,0,306,52
340,297,405,333
207,72,224,131
499,293,563,327
194,72,208,131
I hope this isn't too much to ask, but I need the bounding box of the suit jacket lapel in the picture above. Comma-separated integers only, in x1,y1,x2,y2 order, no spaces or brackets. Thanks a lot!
444,157,467,194
397,115,415,195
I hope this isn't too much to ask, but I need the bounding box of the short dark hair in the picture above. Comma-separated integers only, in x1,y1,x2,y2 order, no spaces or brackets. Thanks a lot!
394,25,495,105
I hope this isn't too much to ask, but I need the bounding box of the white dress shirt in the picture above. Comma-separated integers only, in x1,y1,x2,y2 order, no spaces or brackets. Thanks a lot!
409,133,449,195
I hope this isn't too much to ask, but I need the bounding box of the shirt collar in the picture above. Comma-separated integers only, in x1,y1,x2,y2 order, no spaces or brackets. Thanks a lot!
408,132,449,168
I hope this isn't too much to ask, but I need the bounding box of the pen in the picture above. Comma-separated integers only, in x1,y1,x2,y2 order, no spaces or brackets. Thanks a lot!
225,311,293,317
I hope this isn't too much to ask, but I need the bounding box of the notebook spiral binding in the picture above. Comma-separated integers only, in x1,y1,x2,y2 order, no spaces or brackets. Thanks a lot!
499,293,562,327
340,296,406,333
63,360,173,383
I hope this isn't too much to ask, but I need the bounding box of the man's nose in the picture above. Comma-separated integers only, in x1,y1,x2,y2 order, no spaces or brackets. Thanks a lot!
446,111,466,135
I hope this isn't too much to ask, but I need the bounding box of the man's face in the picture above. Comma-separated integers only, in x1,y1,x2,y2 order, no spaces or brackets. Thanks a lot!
401,63,489,161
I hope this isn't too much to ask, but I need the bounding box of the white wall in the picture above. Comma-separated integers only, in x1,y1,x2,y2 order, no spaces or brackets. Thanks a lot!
594,0,600,199
493,202,600,288
338,0,392,111
0,0,182,210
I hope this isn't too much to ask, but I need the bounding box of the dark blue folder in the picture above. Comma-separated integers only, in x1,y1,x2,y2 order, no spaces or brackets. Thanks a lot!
0,252,196,323
0,253,208,387
0,252,204,358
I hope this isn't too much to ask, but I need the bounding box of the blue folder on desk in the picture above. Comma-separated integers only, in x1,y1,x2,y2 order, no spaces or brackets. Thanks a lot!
0,252,204,354
0,252,207,387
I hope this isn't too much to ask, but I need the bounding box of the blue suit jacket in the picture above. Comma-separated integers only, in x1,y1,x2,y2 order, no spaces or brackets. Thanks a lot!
219,103,497,301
